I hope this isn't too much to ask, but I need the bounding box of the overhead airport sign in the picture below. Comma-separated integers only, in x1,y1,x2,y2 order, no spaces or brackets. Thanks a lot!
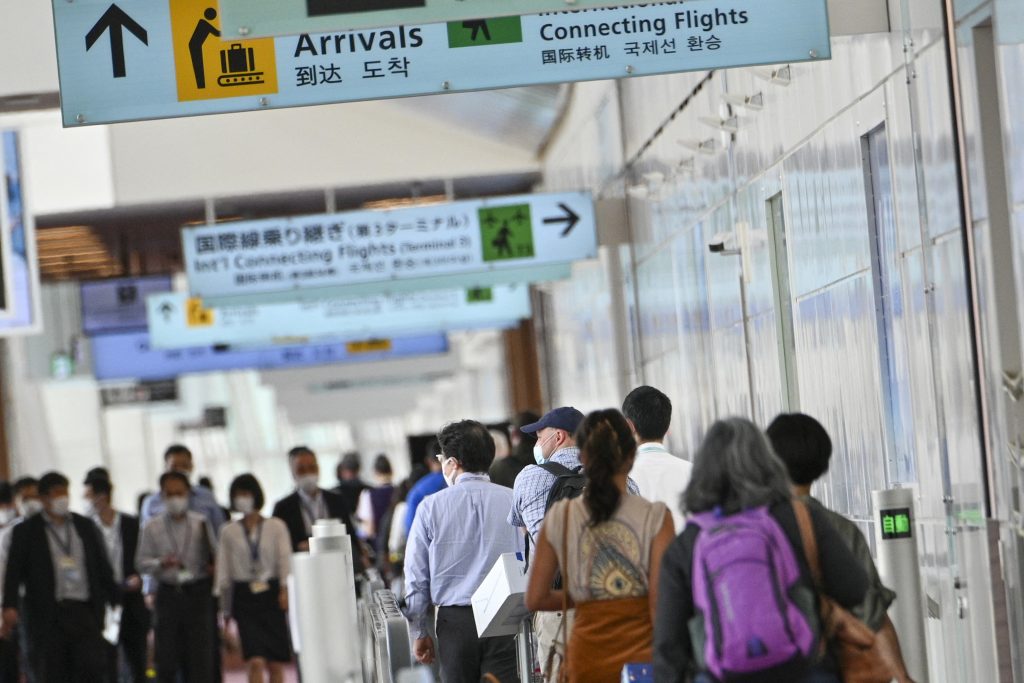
53,0,831,126
182,191,594,303
91,330,449,381
146,284,531,349
220,0,635,38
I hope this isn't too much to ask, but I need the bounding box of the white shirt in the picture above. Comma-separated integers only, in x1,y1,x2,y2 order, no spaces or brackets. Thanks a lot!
628,442,691,532
93,511,124,583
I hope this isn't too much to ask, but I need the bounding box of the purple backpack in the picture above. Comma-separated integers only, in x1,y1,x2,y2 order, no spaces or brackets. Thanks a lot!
689,506,818,681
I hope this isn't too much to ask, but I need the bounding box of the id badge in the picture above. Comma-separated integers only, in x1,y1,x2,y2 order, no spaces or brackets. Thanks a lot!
59,556,82,583
249,580,270,594
177,569,194,584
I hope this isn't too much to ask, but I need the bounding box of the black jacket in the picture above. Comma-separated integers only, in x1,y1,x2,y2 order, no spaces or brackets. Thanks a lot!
489,442,535,489
115,513,150,630
2,513,119,637
272,489,359,552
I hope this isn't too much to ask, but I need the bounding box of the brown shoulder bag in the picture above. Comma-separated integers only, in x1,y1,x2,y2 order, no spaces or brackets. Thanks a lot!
792,501,894,683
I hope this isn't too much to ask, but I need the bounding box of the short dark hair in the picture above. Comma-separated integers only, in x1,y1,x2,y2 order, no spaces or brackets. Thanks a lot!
84,467,110,486
684,418,792,515
164,444,192,462
89,478,113,498
373,454,392,476
422,439,440,463
288,446,316,460
159,471,191,491
340,451,361,472
13,477,38,496
229,473,265,511
38,472,70,496
0,481,12,505
198,476,214,490
437,420,495,473
766,413,833,486
622,386,672,441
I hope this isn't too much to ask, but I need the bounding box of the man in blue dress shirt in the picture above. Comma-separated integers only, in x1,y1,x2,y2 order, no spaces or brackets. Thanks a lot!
404,420,521,683
403,446,447,537
140,445,226,532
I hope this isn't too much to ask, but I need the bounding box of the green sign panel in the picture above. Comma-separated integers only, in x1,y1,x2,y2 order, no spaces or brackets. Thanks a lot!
467,287,495,303
880,507,913,540
479,204,535,263
219,0,639,39
447,17,524,48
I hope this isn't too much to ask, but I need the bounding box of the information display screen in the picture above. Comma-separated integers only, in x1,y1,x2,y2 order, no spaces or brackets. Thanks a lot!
879,507,913,540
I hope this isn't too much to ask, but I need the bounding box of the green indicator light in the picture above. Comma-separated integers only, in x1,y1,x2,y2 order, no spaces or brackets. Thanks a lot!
880,507,913,540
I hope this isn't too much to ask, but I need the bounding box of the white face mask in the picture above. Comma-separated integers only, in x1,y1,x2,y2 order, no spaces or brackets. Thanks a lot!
165,496,189,516
0,508,15,525
533,433,557,465
84,500,98,518
19,499,43,517
441,458,457,487
296,474,319,494
50,496,71,518
234,496,255,514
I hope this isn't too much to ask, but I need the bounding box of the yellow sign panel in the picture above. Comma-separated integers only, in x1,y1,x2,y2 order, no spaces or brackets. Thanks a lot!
346,339,393,354
186,298,215,327
170,0,278,102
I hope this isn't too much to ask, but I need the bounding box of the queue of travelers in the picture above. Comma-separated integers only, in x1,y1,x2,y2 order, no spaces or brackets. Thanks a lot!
0,385,916,683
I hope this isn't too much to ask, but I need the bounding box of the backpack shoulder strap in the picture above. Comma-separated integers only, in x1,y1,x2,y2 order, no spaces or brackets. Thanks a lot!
539,461,575,478
792,500,823,588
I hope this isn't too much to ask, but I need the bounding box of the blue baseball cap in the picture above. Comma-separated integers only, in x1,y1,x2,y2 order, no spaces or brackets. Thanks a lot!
520,407,584,435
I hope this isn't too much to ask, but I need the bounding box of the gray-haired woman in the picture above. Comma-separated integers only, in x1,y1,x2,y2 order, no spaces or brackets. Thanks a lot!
654,417,869,683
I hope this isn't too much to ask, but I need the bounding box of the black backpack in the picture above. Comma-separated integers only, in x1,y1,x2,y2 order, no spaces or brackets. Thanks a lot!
540,462,586,512
524,462,586,589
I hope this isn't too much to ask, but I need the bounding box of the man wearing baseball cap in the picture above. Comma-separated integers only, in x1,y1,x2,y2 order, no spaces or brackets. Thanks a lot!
508,407,581,541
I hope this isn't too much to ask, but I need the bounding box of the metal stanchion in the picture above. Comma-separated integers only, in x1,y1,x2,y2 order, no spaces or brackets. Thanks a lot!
516,616,541,683
873,488,930,682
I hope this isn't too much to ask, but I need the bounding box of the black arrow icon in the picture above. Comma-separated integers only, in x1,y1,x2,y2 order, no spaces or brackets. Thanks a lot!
542,203,581,237
159,302,174,322
85,4,148,79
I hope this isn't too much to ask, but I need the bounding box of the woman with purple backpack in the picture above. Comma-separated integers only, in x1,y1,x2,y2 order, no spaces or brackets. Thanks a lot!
525,409,676,682
653,417,869,683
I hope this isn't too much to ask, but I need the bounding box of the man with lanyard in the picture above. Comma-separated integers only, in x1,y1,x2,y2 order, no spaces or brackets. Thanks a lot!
136,471,217,683
621,386,691,531
84,470,150,683
508,407,640,677
272,446,364,571
1,471,118,683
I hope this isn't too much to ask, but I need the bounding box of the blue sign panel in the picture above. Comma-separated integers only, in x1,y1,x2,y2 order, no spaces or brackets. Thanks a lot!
182,192,593,303
91,330,448,381
53,0,831,126
81,275,173,335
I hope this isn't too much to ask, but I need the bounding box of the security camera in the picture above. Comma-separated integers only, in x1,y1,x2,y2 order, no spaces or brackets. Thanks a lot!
708,242,726,253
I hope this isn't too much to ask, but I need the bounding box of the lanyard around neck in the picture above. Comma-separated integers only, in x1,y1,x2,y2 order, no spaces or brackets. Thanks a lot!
45,519,73,557
165,515,192,559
